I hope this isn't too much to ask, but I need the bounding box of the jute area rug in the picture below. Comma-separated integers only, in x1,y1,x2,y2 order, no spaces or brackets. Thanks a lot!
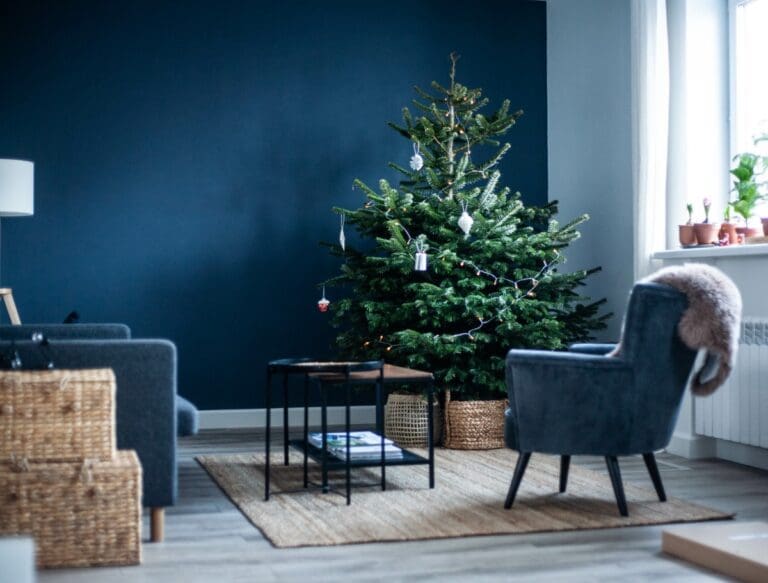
196,449,730,548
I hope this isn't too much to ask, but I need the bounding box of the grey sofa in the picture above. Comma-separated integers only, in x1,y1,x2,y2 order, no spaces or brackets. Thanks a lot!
0,324,199,541
503,283,697,516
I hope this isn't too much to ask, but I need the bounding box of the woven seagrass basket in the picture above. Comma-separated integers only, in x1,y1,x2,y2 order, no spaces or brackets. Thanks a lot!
443,390,507,450
0,369,116,461
0,450,142,568
384,393,441,447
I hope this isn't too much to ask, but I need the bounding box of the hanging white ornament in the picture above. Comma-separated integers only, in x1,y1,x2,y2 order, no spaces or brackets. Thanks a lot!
414,241,428,271
339,214,346,251
414,251,428,271
458,201,474,237
409,142,424,171
317,285,330,313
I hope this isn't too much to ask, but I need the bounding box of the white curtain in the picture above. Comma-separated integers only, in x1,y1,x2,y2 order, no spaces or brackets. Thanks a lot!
631,0,670,279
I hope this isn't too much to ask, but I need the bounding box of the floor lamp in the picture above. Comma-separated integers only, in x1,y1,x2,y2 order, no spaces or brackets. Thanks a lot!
0,159,34,324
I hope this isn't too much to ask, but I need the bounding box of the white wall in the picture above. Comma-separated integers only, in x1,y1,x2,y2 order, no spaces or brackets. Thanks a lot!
547,0,634,340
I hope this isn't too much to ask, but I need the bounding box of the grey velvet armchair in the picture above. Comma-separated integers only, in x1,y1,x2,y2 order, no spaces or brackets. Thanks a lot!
504,283,697,516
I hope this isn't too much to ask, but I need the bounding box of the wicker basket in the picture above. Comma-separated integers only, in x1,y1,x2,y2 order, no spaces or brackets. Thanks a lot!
0,450,142,568
384,393,441,447
443,390,507,450
0,369,116,461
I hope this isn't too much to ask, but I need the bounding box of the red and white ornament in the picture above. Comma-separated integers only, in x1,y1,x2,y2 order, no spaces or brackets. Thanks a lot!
317,285,330,312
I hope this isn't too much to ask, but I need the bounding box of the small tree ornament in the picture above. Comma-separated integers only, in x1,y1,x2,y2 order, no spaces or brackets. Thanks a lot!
409,143,424,171
317,285,330,312
457,201,474,237
413,241,428,271
339,214,346,251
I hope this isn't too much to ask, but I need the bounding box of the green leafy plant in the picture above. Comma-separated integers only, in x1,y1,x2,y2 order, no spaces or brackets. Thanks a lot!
686,203,693,225
324,54,607,400
730,135,768,226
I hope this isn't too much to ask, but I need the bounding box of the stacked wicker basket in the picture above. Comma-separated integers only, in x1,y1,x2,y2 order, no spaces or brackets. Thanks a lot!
0,369,142,568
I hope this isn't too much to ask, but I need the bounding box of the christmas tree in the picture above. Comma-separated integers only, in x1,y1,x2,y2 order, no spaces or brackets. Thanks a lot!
325,54,607,399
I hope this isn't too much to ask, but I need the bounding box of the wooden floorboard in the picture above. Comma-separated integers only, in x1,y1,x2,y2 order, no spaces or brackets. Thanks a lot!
37,428,768,582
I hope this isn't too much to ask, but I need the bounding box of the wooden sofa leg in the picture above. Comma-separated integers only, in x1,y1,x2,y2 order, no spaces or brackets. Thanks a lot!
150,507,165,542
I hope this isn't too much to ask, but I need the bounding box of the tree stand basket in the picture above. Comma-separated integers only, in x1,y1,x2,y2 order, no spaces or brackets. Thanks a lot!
443,390,507,450
384,393,441,447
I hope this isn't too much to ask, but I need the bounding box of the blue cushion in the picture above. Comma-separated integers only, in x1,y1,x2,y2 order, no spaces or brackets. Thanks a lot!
176,395,199,437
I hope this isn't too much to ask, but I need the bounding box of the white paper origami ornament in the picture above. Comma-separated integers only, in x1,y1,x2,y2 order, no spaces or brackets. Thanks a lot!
458,202,473,237
339,214,346,251
414,240,428,271
414,251,428,271
409,143,424,171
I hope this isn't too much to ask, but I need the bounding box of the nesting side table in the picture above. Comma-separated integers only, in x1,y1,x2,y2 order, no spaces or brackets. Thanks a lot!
264,359,435,505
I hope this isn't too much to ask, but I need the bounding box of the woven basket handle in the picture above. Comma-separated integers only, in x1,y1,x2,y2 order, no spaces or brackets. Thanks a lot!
58,372,72,391
10,453,29,472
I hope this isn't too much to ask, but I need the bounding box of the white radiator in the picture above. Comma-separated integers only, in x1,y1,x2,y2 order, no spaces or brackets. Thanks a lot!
695,318,768,448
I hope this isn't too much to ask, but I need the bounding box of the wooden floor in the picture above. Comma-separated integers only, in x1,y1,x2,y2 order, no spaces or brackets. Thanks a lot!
39,429,768,582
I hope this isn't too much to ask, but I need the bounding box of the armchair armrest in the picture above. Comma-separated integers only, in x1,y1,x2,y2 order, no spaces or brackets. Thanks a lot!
505,349,636,455
567,343,617,355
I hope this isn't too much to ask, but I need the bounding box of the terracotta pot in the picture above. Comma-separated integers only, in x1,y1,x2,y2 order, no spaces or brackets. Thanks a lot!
678,225,696,246
693,222,720,245
762,218,768,236
719,222,739,245
736,226,760,240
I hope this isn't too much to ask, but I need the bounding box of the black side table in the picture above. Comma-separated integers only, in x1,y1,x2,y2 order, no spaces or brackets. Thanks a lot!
264,360,435,505
264,359,384,504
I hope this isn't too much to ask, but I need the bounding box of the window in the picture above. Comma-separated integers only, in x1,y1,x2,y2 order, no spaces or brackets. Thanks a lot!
730,0,768,215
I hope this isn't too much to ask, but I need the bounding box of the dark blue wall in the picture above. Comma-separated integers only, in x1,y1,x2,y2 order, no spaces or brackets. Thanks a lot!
0,0,547,409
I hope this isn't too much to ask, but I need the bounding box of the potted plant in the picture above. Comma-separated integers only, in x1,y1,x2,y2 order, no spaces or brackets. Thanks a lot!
679,203,696,246
719,205,738,245
730,136,767,239
693,197,719,245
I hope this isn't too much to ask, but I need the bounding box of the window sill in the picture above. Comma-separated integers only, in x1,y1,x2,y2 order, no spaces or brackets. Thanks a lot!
653,243,768,260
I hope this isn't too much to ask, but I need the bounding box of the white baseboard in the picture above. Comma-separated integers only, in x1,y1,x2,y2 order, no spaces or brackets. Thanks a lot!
199,406,377,430
667,432,768,471
667,432,716,459
712,440,768,471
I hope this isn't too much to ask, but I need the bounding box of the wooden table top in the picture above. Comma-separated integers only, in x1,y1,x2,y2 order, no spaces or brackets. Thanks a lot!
308,363,433,384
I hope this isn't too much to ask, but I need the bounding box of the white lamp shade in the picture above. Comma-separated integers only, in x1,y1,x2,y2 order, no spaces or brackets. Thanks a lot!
0,159,34,217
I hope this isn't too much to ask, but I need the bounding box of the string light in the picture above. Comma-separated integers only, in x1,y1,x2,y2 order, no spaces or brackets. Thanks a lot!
449,259,553,340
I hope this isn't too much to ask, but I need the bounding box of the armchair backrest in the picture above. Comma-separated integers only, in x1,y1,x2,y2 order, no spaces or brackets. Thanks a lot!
618,283,697,450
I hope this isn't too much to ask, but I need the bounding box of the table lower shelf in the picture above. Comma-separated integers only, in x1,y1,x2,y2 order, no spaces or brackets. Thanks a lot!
288,439,430,469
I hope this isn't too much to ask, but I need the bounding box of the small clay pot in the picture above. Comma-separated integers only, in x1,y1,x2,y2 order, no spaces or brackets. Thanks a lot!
678,224,696,246
762,217,768,236
693,222,720,245
736,226,760,240
719,222,739,245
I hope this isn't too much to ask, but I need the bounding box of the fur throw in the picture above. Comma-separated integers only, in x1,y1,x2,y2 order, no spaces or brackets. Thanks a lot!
613,263,742,396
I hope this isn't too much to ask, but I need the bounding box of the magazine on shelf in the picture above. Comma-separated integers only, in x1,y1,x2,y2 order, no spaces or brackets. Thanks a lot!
308,431,395,450
329,447,404,461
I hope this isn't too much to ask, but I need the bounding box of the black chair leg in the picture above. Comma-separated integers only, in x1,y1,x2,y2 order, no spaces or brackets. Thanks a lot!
504,452,531,509
642,452,667,502
605,456,629,517
559,455,571,493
